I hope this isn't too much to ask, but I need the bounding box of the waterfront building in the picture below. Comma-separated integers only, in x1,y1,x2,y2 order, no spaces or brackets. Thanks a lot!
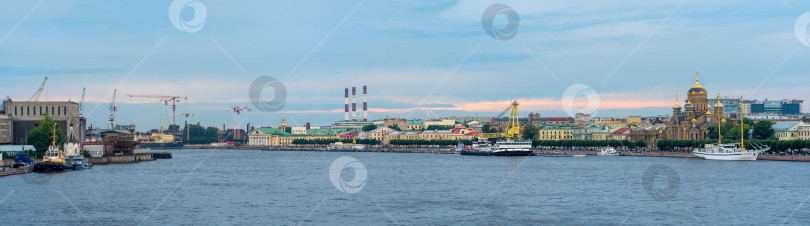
386,131,419,141
247,128,340,146
799,124,810,140
368,127,395,141
772,121,804,141
0,99,86,145
537,126,575,140
0,114,10,144
419,130,452,140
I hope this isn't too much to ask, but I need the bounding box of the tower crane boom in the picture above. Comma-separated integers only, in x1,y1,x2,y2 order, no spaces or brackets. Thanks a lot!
126,94,188,135
29,76,48,101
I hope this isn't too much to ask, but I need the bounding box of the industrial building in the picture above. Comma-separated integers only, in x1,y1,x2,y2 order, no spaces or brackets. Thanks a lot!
0,99,86,145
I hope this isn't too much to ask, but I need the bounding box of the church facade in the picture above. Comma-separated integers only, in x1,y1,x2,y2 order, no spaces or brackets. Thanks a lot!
663,74,726,140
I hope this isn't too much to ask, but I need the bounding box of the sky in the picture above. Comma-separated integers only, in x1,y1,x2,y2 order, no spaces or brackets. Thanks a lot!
1,0,809,131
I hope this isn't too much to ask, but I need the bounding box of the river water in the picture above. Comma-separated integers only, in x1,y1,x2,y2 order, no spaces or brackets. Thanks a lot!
1,149,809,225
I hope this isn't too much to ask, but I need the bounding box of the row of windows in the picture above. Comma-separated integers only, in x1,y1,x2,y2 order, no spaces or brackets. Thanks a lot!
13,106,68,116
540,131,571,135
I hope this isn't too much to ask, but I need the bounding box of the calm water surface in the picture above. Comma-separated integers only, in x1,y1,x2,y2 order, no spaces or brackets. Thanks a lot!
1,149,809,225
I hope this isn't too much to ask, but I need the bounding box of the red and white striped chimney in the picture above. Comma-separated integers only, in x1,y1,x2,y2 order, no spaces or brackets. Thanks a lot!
344,88,349,121
363,85,368,122
352,87,357,121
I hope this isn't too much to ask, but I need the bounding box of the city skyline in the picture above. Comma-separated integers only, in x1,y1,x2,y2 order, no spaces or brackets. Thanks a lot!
2,0,810,129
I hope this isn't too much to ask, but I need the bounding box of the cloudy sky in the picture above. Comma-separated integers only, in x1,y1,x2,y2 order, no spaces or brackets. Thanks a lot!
1,0,809,130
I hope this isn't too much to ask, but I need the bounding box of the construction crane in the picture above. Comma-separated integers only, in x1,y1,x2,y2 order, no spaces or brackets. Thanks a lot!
475,100,521,139
230,106,251,140
177,113,194,142
109,89,117,129
29,76,48,101
126,94,188,135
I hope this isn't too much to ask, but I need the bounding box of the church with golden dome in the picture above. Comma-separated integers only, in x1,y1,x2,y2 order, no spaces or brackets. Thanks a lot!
663,73,726,140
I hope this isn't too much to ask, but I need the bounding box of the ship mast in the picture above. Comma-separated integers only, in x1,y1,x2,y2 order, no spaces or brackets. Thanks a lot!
739,96,744,151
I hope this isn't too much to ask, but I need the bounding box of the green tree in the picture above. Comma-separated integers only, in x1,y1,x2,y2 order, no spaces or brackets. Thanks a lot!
26,113,66,152
481,124,495,133
634,140,646,148
522,124,538,140
388,125,401,131
752,120,774,139
361,124,377,131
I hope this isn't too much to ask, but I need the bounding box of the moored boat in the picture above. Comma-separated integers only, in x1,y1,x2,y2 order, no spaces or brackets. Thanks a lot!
693,96,768,161
598,147,620,156
33,126,70,173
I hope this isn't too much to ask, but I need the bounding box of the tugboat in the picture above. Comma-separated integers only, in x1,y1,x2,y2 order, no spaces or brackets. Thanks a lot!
33,126,70,173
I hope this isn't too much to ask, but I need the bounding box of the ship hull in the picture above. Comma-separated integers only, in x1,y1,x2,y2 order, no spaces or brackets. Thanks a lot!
33,162,70,173
138,142,184,149
693,151,759,161
492,150,533,156
460,151,493,156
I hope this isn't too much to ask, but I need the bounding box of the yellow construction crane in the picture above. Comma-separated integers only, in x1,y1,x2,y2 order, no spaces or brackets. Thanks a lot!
475,100,522,139
29,76,48,101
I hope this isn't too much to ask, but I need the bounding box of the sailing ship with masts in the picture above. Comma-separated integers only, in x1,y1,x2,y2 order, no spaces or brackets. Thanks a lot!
693,96,769,161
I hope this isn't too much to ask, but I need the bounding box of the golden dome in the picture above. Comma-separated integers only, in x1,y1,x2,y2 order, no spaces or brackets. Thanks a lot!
721,118,727,123
692,73,703,88
691,118,697,122
706,110,711,115
688,72,707,94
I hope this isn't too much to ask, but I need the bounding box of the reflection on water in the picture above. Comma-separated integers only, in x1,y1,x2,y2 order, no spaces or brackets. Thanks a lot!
0,149,809,225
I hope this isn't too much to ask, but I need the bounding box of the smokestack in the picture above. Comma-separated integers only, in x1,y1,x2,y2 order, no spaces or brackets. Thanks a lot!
306,122,310,130
352,87,357,121
344,88,349,121
363,85,368,122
